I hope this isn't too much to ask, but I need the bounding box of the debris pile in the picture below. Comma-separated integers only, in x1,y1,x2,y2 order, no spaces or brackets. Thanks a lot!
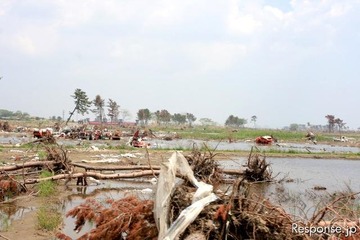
57,196,158,240
0,121,11,132
0,177,26,202
185,144,222,185
243,147,272,182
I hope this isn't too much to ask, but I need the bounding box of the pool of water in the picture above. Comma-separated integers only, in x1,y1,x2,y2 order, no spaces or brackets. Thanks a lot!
0,205,35,231
61,180,156,239
152,139,360,154
2,135,359,154
221,157,360,220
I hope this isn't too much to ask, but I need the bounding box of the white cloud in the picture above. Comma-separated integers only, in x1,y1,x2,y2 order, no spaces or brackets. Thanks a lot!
226,1,263,35
9,26,58,56
15,35,36,55
328,3,352,17
143,1,188,27
0,1,11,16
263,6,286,20
184,42,247,72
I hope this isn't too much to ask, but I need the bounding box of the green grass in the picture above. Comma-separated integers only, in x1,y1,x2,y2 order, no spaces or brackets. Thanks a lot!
37,150,47,160
106,143,132,150
155,145,186,151
0,213,10,231
38,170,56,197
149,126,323,142
37,205,61,231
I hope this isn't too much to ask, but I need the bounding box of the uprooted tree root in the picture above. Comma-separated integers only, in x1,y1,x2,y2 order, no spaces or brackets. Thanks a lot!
56,196,158,240
223,179,301,240
0,141,71,203
166,178,300,240
244,147,273,182
0,177,27,202
185,143,223,186
41,143,71,173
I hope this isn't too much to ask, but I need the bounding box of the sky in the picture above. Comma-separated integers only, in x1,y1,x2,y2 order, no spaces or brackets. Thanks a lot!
1,0,360,129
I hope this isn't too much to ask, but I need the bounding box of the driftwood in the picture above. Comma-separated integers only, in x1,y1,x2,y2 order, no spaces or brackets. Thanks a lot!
0,161,59,171
71,162,245,175
71,162,161,171
1,161,246,187
24,170,161,184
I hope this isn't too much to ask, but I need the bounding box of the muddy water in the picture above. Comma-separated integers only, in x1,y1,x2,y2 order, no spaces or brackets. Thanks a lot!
152,139,360,153
2,135,360,153
0,205,35,231
222,157,360,192
60,157,359,237
61,180,155,239
221,157,360,219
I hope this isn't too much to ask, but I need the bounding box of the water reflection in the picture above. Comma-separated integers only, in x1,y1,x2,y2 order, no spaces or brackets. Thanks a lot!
61,180,155,239
220,157,360,220
0,205,35,231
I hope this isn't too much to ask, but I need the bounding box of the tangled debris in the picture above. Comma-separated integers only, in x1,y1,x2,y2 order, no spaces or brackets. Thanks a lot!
57,196,158,240
0,177,26,202
185,144,222,185
243,147,272,182
0,121,11,132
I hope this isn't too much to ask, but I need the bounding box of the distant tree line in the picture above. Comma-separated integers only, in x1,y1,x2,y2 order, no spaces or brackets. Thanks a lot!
224,115,247,128
66,93,352,132
0,109,30,120
325,115,346,133
136,109,197,127
67,88,259,128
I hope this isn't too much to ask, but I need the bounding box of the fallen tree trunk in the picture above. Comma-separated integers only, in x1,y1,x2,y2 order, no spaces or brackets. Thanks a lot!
72,162,245,175
0,161,59,171
24,170,161,184
72,162,161,171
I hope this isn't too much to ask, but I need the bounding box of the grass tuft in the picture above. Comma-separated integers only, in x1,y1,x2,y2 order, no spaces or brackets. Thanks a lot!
37,205,61,231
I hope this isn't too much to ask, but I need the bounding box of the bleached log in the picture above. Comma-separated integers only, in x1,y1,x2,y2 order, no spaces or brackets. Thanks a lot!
71,162,245,175
0,161,59,171
24,170,161,184
71,162,161,171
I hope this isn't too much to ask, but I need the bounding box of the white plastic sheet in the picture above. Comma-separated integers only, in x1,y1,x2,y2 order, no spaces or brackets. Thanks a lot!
155,151,218,240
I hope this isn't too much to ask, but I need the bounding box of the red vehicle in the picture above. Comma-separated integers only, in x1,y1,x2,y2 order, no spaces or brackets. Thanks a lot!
33,128,53,139
130,130,150,148
255,135,275,145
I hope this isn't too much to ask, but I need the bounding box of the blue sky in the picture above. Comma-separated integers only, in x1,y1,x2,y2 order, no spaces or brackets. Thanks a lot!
0,0,359,129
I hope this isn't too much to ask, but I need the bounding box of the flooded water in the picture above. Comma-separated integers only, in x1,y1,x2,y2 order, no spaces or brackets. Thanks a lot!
61,180,155,239
2,135,360,154
222,157,360,192
221,157,360,220
152,139,360,154
0,205,35,231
